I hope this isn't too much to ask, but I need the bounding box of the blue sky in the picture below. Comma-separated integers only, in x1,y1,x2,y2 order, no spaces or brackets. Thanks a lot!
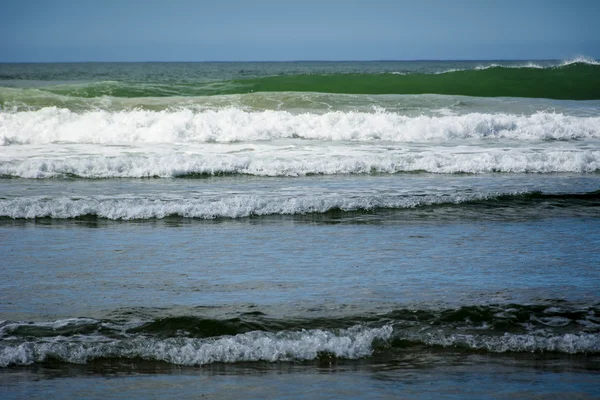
1,0,598,61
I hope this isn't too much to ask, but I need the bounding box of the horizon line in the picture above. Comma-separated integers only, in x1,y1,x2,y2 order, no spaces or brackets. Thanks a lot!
1,57,596,64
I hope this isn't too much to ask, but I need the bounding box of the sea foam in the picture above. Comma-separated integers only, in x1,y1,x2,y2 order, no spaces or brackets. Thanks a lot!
2,108,599,145
410,331,600,354
0,192,498,220
1,149,599,178
0,325,392,367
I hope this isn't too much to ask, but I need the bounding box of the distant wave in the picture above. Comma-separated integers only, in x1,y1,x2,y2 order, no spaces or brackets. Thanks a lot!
235,62,600,100
1,61,598,100
436,56,600,74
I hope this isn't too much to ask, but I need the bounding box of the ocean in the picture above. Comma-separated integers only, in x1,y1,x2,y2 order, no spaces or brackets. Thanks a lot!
0,60,599,399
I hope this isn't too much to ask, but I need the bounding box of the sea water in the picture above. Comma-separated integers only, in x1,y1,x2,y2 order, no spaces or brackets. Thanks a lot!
1,61,599,398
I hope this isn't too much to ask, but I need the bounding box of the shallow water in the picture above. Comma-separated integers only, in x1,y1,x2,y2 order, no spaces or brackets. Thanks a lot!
2,354,600,400
2,208,600,318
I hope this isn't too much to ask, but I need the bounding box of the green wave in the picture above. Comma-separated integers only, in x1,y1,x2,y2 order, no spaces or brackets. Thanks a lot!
126,303,599,339
6,302,597,340
2,63,599,101
234,63,600,100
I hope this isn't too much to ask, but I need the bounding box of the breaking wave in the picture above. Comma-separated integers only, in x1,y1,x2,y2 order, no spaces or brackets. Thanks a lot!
1,150,599,178
1,191,598,220
1,303,598,367
2,108,599,146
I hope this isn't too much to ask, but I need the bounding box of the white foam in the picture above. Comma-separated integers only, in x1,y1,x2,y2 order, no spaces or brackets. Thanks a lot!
414,331,600,354
0,325,392,367
0,192,495,220
0,318,138,340
435,63,545,74
437,57,599,74
1,148,598,178
473,62,546,70
559,56,600,67
2,108,599,146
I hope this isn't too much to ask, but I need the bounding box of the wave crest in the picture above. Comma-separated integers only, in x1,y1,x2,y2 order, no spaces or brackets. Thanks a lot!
0,325,392,367
1,191,598,220
2,108,599,146
1,149,599,178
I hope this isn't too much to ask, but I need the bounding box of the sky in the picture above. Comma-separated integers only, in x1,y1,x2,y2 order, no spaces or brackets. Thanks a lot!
1,0,599,62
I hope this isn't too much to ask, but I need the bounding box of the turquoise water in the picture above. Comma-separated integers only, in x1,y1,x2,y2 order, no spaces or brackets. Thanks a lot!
1,61,599,398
